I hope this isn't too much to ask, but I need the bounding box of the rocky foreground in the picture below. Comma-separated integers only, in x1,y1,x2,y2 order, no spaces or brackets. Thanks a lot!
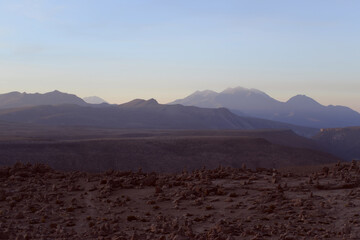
1,162,360,239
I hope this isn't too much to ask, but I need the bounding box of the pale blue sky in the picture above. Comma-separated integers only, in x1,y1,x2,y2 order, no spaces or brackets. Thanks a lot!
0,0,359,111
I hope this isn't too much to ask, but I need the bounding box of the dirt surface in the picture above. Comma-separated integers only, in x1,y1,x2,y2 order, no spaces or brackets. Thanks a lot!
1,161,360,239
0,136,341,173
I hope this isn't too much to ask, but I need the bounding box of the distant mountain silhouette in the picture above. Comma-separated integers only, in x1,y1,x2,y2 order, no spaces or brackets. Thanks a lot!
172,87,280,111
313,127,360,161
170,87,360,128
121,98,160,108
0,99,317,136
83,96,108,104
0,90,87,109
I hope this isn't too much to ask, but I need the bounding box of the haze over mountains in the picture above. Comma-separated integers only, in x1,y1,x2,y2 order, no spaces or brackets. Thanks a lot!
0,89,359,168
0,96,316,136
314,127,360,161
1,89,359,138
0,90,87,109
83,96,108,104
171,87,360,129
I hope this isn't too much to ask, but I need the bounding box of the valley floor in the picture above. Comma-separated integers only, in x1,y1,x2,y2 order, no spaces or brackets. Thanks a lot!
1,161,360,239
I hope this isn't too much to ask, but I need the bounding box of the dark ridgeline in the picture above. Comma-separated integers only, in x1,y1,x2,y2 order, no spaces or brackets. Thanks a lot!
170,86,360,129
0,90,88,109
0,93,317,137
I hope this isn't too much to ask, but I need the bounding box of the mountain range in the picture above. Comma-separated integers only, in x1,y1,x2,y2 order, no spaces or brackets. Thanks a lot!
0,90,359,164
170,87,360,129
1,89,359,137
0,90,87,109
0,97,316,136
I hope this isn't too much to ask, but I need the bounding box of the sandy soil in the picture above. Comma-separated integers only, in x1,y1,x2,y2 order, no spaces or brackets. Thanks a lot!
1,161,360,239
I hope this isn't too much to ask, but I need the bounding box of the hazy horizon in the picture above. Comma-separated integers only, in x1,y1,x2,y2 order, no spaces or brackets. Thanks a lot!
1,1,359,111
1,86,360,114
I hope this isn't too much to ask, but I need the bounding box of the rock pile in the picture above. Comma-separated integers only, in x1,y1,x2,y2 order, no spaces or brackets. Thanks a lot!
1,161,360,239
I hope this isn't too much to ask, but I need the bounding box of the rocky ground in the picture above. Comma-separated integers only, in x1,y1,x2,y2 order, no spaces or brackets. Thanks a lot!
1,161,360,239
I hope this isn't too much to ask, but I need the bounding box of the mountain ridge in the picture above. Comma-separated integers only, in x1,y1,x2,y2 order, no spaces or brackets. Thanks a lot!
0,97,317,136
170,87,360,128
0,90,87,109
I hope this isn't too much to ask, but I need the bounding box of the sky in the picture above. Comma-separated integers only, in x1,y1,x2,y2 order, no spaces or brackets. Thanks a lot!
0,0,359,111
